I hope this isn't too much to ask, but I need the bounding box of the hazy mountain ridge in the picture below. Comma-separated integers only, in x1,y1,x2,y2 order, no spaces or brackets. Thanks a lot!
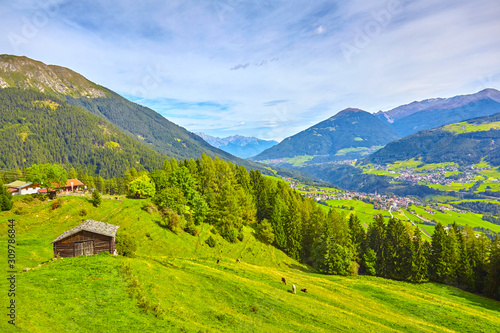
195,133,278,158
376,89,500,136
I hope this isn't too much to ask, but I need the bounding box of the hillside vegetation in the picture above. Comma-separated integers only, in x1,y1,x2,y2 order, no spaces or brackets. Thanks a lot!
367,112,500,167
0,88,165,177
1,196,500,332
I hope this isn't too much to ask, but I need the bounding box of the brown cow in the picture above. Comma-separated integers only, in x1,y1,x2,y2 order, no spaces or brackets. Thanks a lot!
301,288,308,293
281,277,287,285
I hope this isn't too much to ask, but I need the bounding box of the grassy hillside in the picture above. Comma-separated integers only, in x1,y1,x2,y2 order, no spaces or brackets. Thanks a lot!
1,196,499,332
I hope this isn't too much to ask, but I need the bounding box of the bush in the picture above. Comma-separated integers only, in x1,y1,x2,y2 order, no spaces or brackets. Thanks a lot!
14,207,25,215
162,209,183,234
205,235,217,248
184,214,198,236
32,193,47,201
141,201,157,213
79,209,88,216
116,233,137,257
51,199,62,210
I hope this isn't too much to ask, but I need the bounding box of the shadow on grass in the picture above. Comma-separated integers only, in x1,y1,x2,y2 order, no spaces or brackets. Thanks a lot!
283,262,316,274
448,287,500,313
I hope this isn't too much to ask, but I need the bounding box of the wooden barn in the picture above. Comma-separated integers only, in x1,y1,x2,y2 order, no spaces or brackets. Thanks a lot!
51,220,119,258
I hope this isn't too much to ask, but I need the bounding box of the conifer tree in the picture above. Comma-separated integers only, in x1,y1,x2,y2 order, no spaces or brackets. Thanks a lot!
429,222,449,283
367,214,386,276
486,235,500,300
0,181,14,211
91,189,102,207
348,214,366,263
411,226,428,283
270,195,287,250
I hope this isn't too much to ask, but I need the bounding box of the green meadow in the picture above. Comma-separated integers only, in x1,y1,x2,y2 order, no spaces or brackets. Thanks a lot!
1,196,499,332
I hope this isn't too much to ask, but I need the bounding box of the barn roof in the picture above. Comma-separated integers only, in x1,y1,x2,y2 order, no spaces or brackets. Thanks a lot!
51,220,119,243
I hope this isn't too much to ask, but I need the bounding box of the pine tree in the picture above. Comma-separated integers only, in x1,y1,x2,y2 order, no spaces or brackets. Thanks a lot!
486,235,500,300
0,181,14,211
348,214,366,263
270,195,287,250
383,218,412,280
91,189,102,207
411,226,428,283
429,222,449,283
367,214,386,276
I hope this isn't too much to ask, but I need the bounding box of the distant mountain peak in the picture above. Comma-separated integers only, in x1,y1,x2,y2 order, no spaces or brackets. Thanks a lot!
335,108,366,117
195,133,278,159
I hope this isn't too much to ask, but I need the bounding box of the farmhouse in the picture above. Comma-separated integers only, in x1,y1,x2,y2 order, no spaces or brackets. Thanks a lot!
52,220,119,258
4,180,41,195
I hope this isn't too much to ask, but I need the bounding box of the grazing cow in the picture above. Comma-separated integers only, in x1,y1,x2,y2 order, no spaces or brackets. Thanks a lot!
281,277,287,285
301,288,308,293
292,284,296,294
217,259,221,264
236,258,241,263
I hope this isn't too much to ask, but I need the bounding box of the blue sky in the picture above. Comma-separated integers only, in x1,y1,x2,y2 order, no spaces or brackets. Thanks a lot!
1,0,500,141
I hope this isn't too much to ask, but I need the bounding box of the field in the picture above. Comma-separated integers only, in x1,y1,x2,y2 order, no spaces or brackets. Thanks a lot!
387,158,422,171
443,121,500,134
362,168,401,177
1,196,500,332
427,182,475,191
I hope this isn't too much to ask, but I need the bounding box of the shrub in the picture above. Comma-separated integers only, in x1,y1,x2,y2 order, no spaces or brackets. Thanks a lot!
116,233,137,257
51,199,62,210
79,209,88,216
141,201,157,213
14,207,25,215
162,209,183,234
205,235,217,248
184,214,198,236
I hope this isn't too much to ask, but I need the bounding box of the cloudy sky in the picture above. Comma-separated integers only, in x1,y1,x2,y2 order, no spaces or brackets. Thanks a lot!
1,0,500,141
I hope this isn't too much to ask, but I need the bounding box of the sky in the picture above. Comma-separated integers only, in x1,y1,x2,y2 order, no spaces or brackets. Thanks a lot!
1,0,500,141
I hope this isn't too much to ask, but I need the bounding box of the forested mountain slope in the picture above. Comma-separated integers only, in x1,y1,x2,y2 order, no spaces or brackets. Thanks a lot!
366,112,500,166
0,88,165,177
253,108,400,165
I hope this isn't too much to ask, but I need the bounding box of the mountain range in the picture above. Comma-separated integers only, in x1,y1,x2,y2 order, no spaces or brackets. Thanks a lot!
195,133,278,158
253,88,500,168
375,88,500,137
252,108,400,165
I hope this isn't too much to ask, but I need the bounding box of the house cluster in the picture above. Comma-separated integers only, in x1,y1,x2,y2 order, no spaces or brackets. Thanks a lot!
4,179,85,195
276,175,421,210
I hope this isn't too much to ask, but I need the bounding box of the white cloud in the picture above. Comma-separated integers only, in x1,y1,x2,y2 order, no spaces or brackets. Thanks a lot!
0,0,499,140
